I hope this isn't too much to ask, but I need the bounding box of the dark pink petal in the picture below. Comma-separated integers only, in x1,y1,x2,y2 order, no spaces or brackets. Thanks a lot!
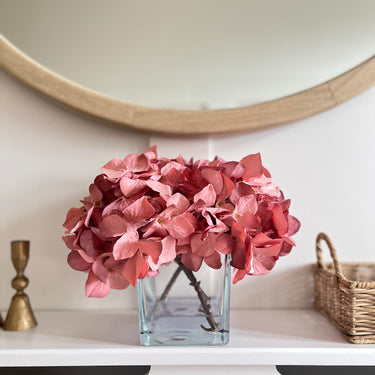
79,230,101,257
240,153,263,180
279,241,293,256
121,252,147,287
138,240,162,264
230,223,249,269
113,230,140,260
181,253,203,272
124,153,149,172
99,214,127,237
107,270,130,290
204,252,222,269
201,168,223,195
237,213,260,234
77,249,96,263
194,184,216,206
191,233,215,257
215,233,234,255
251,255,276,276
217,173,235,203
222,162,245,178
229,182,254,205
89,183,103,202
92,256,110,283
62,235,75,250
122,197,155,224
63,207,84,233
67,251,91,271
85,271,110,298
232,268,248,284
101,158,128,180
163,212,196,239
120,177,145,197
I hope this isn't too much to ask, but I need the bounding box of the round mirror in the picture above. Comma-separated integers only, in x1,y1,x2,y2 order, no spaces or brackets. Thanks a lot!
1,0,374,134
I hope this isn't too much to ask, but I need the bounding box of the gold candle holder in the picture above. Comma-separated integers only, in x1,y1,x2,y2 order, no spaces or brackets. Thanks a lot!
3,241,37,331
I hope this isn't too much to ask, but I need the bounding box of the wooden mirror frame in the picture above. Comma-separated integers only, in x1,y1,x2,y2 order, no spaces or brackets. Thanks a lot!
1,36,374,136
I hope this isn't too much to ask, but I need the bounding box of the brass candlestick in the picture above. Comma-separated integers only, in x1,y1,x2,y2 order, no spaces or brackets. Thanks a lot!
3,241,37,331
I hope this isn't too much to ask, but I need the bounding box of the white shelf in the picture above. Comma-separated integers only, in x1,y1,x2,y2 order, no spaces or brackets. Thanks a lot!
0,309,374,367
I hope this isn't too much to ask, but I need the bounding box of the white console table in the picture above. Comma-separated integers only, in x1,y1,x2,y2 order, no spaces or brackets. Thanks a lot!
1,309,374,374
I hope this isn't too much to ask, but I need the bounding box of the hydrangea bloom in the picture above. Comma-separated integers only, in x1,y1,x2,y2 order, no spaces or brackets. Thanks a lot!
63,146,300,297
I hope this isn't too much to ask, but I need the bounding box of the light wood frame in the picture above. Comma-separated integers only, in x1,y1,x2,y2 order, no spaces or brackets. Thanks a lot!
1,36,374,136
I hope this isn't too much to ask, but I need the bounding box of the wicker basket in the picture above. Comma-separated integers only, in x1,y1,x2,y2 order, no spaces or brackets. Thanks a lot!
314,233,375,344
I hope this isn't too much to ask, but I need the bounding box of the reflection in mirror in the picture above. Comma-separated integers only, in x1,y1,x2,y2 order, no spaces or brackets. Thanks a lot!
1,0,374,110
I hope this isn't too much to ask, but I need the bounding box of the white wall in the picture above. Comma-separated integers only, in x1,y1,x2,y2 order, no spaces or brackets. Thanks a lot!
1,70,374,311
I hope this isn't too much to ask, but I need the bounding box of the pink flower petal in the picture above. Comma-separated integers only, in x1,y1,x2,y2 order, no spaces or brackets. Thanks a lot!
121,252,147,287
124,153,149,172
158,236,177,265
240,153,263,180
120,177,146,197
89,183,103,202
215,233,234,255
204,252,222,269
79,230,101,257
122,196,155,224
194,184,216,206
251,255,276,276
201,168,223,195
101,158,128,180
272,204,288,235
237,195,257,215
63,207,84,233
99,214,127,237
62,235,75,250
138,240,163,264
85,271,110,298
163,212,196,239
167,193,190,211
191,233,215,257
180,253,203,272
229,182,254,205
92,255,110,283
146,180,172,196
113,230,140,260
67,251,91,271
108,271,130,290
287,215,301,236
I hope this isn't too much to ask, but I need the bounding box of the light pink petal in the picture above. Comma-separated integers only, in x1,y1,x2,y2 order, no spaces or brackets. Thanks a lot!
237,213,260,234
89,183,103,202
145,145,158,159
251,256,276,276
204,252,222,269
113,230,140,260
122,196,155,224
92,256,109,283
240,153,263,180
85,271,110,298
163,212,196,239
120,177,146,197
287,215,301,236
237,195,257,215
158,236,177,265
138,240,163,264
63,207,84,233
99,214,127,237
121,252,147,287
217,173,235,203
124,153,149,172
194,184,216,206
107,271,130,290
161,161,187,175
167,193,190,211
101,158,128,180
180,253,203,272
222,161,245,178
146,180,172,196
67,251,91,271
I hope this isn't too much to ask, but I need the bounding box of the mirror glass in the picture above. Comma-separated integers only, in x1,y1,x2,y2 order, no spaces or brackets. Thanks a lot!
1,0,374,110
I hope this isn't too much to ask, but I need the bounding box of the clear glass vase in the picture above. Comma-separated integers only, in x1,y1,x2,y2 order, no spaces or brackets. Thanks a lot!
137,255,231,346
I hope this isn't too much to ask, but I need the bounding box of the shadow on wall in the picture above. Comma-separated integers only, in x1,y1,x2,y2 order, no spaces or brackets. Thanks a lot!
277,366,375,375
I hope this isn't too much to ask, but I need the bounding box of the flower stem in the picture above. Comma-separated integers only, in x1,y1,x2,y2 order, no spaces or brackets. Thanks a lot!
159,264,183,302
175,257,220,332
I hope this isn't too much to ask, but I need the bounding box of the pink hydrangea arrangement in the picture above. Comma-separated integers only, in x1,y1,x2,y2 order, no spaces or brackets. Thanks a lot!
63,146,300,298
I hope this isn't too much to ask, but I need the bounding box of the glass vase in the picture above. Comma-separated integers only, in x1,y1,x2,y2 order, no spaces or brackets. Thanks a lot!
137,255,231,346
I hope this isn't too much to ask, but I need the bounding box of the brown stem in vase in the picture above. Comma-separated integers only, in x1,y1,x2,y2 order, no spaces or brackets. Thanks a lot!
159,264,183,302
175,257,220,332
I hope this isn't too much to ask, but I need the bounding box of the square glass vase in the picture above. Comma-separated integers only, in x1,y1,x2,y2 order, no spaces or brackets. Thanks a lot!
137,255,231,346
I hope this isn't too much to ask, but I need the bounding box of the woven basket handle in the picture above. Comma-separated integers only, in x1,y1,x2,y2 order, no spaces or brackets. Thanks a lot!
316,232,343,278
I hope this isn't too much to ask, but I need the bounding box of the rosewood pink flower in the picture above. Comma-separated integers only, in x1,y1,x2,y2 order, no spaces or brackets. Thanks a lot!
63,147,300,297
